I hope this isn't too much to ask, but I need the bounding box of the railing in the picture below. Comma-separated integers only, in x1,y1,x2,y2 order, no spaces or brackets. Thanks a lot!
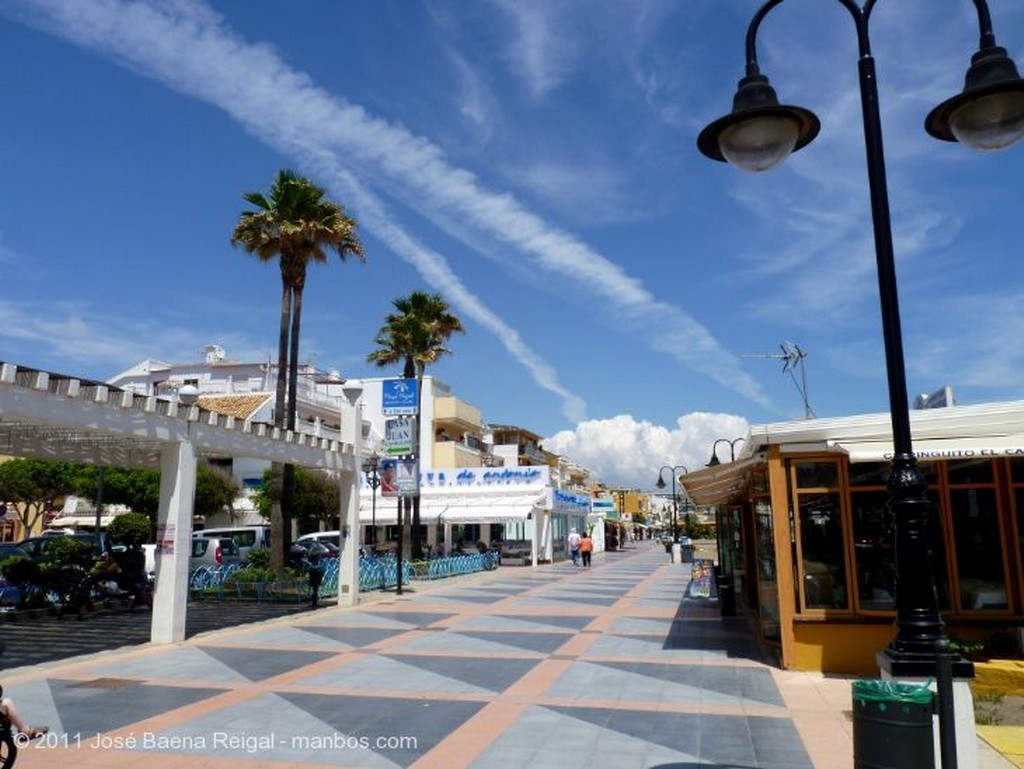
188,564,240,600
184,549,500,602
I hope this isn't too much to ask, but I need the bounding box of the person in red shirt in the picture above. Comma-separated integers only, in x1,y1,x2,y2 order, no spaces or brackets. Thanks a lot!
579,530,594,567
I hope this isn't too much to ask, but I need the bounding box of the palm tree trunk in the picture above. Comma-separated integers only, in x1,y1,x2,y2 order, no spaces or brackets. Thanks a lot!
410,366,424,560
269,278,293,574
281,284,305,558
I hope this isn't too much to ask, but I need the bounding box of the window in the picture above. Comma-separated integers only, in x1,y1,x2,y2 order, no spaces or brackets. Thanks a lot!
798,491,847,609
947,459,1007,611
849,461,949,612
850,488,895,610
754,500,780,642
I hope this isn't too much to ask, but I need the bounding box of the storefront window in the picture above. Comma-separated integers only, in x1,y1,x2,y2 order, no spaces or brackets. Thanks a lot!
851,489,895,610
795,462,839,488
798,491,848,609
754,500,780,642
950,486,1007,610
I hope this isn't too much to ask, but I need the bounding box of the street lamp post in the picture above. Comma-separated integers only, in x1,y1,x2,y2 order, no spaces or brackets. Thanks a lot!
707,438,745,467
362,455,381,552
699,2,1023,763
341,380,365,608
656,465,689,544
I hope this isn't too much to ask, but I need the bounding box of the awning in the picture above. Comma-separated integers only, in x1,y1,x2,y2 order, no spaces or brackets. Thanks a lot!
830,436,1024,463
679,456,761,507
360,492,545,525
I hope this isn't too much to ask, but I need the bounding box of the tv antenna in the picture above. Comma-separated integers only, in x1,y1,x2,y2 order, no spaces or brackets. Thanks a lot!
743,340,814,419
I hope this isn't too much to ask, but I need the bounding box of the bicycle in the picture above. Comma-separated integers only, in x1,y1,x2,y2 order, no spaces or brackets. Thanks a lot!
0,687,16,769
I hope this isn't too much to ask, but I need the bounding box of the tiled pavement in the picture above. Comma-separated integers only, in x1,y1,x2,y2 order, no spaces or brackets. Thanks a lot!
0,544,907,768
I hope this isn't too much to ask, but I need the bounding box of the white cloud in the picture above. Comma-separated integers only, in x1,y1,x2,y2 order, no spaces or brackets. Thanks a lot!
542,411,750,489
12,0,775,420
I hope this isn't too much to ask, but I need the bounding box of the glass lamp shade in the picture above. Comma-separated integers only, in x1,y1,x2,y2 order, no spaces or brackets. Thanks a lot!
948,90,1024,150
718,115,801,172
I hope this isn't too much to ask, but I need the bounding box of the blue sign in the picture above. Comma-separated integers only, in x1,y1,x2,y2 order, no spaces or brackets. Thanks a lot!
382,378,419,415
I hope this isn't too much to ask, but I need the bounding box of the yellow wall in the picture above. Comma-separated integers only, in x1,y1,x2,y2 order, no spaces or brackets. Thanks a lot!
792,622,898,675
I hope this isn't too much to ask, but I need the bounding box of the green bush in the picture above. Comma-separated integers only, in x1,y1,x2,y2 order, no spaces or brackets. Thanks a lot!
229,566,276,583
246,548,271,570
0,555,39,585
45,536,96,567
107,512,152,547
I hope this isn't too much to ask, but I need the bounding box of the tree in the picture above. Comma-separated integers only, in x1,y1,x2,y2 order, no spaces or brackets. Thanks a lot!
368,291,464,558
107,512,152,547
0,458,78,533
194,462,241,522
251,466,340,536
75,462,238,524
231,169,365,569
74,466,161,516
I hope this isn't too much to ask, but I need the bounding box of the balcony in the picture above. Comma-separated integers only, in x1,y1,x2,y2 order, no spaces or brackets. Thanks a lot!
433,396,482,432
433,439,483,468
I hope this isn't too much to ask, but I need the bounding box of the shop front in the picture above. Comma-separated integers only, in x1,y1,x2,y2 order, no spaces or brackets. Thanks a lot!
358,466,583,565
683,400,1024,675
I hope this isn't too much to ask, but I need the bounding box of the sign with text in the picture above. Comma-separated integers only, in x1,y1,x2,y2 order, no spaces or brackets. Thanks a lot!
382,378,419,415
385,417,416,456
395,458,420,497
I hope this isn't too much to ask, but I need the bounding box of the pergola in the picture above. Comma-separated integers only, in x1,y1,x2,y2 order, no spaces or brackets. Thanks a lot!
0,360,360,643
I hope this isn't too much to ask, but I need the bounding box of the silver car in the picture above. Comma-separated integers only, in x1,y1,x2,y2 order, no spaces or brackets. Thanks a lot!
190,537,241,570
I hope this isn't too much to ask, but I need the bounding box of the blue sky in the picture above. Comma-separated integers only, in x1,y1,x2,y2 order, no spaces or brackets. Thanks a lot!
1,1,1022,489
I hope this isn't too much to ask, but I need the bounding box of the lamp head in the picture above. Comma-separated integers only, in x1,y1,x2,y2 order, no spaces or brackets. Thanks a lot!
698,73,820,172
926,45,1024,150
178,384,199,406
655,475,666,490
341,379,364,406
361,455,380,474
707,450,721,467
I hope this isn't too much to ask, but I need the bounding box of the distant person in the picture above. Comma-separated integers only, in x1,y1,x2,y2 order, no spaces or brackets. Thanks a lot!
567,528,582,567
579,530,593,567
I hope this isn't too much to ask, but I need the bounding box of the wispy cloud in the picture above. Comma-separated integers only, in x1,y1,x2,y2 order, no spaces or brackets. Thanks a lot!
489,0,575,100
8,0,773,417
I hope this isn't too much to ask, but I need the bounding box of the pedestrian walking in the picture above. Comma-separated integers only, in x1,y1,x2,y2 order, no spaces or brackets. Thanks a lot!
580,530,593,567
567,528,582,567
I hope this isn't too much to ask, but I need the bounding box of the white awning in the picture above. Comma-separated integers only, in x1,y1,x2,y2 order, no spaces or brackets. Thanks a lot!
360,492,545,525
830,436,1024,463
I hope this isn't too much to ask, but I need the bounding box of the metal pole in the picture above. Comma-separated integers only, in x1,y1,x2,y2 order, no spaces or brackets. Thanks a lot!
395,497,404,595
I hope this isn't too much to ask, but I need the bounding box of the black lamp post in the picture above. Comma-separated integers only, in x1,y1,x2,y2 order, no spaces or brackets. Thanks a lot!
362,455,381,550
656,465,689,544
707,438,745,467
698,0,1024,680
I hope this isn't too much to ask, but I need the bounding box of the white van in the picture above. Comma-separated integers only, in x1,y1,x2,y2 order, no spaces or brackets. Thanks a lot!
196,525,270,562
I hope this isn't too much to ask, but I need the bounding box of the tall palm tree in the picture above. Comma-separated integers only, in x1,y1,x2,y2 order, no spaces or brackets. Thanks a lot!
368,291,464,559
232,169,365,568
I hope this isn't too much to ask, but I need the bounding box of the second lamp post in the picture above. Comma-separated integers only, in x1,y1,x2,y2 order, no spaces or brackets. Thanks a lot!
656,465,689,544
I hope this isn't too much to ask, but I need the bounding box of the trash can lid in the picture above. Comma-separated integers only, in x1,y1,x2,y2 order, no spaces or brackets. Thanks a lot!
852,679,933,704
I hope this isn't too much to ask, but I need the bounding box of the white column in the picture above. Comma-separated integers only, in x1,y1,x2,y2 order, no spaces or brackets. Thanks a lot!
338,387,362,607
152,437,197,644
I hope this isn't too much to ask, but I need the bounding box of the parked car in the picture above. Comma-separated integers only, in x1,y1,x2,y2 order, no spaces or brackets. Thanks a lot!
295,531,341,551
190,536,241,570
0,543,30,561
195,525,269,562
18,531,108,562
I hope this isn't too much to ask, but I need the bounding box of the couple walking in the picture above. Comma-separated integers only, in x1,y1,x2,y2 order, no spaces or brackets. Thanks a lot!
567,528,593,567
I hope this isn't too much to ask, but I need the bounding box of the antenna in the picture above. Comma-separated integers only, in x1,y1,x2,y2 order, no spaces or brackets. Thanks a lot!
742,340,814,418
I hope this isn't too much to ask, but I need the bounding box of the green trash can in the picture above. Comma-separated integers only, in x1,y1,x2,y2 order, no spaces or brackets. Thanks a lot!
852,679,934,769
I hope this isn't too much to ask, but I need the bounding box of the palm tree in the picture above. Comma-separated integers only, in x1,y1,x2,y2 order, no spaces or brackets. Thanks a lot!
231,169,365,569
368,291,464,559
